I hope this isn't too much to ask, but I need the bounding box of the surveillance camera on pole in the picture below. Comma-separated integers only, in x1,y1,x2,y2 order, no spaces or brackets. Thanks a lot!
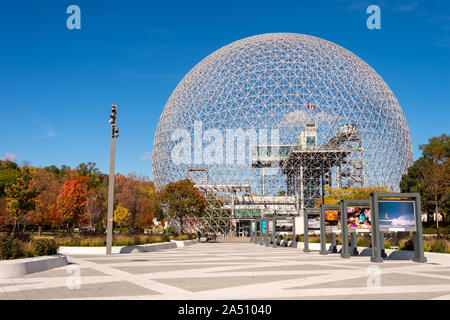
106,104,119,255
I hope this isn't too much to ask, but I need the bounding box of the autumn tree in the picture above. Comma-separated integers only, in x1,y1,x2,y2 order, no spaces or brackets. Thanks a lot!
0,198,14,231
27,167,67,235
158,179,206,234
114,203,130,232
115,173,155,233
56,175,90,233
135,185,157,231
316,186,389,206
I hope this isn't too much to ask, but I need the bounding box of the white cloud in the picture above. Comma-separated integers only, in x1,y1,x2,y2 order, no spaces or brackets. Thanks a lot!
0,153,19,162
45,127,56,137
141,152,152,160
394,1,421,13
391,215,415,227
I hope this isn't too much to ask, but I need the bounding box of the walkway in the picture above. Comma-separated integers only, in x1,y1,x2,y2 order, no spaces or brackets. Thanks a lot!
0,242,449,299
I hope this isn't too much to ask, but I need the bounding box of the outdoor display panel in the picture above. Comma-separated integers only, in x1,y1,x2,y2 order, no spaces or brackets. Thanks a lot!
378,201,416,231
325,210,341,233
370,193,426,263
304,209,321,252
347,206,371,232
308,214,320,230
320,205,341,255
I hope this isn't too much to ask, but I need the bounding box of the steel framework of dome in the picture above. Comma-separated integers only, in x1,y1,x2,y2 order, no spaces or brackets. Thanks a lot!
152,33,413,235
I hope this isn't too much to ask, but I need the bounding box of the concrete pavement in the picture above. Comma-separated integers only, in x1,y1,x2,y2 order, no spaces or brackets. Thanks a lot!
0,241,449,300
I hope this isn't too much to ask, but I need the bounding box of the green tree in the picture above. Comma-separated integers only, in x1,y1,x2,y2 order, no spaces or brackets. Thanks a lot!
4,167,38,232
401,134,450,236
158,179,206,234
0,161,21,198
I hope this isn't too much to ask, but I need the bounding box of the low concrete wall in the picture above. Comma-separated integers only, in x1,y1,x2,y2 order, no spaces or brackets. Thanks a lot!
170,239,199,248
0,255,68,279
58,239,199,255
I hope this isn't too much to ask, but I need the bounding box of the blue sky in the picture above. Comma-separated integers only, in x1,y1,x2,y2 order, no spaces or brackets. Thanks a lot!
1,0,449,179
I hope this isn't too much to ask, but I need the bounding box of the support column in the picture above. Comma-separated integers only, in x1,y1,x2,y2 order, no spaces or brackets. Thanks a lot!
303,210,310,252
413,196,427,263
299,166,304,218
340,201,351,258
272,217,277,248
292,217,297,248
320,206,328,255
261,168,265,196
370,194,383,263
336,166,342,189
329,233,338,253
380,231,387,258
350,232,358,256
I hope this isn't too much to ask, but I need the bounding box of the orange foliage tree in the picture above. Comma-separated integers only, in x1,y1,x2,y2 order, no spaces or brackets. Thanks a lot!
56,175,90,233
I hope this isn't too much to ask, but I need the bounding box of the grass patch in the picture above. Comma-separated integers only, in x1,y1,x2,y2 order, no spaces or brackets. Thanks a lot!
399,237,450,253
53,233,196,247
0,235,58,260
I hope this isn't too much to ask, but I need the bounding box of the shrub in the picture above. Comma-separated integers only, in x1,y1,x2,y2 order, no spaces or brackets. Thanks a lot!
30,238,59,256
174,234,190,241
167,226,175,234
384,241,391,249
133,235,142,245
399,237,415,251
95,222,105,233
425,238,449,254
357,237,372,248
0,235,26,260
13,232,30,242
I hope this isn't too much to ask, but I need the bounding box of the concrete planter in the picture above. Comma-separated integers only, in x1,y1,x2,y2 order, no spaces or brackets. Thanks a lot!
0,254,68,279
58,239,199,255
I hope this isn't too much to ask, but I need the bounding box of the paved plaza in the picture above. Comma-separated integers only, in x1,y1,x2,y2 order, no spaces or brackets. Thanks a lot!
1,241,450,300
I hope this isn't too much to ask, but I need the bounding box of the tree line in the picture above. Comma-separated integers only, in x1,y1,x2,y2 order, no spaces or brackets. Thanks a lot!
0,162,159,234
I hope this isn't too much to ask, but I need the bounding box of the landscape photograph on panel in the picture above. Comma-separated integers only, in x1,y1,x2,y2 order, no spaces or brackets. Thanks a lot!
378,201,416,231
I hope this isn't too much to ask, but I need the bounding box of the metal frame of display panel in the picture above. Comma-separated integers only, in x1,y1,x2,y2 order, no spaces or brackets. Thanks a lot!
339,199,370,258
304,208,320,252
319,204,341,255
370,193,427,263
271,216,297,248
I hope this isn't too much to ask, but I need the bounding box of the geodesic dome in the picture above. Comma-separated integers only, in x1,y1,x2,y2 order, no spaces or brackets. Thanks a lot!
152,33,412,195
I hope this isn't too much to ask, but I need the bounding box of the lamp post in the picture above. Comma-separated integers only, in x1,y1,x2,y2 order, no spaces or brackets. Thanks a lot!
106,105,119,255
